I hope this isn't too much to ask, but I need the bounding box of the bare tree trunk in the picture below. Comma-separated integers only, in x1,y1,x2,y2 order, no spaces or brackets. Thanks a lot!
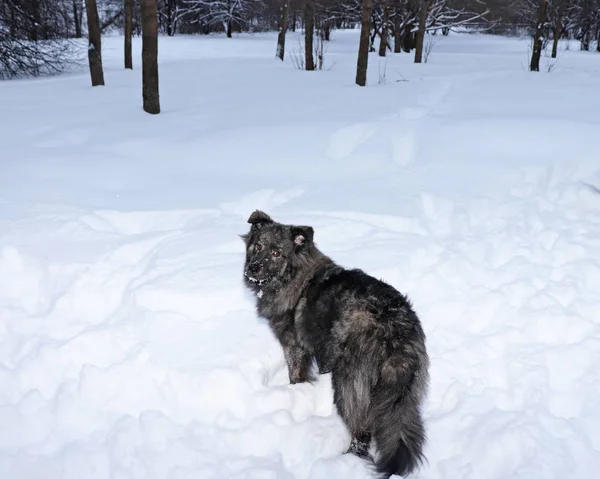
394,16,402,53
414,0,430,63
85,0,105,86
369,16,379,52
355,0,373,86
581,34,590,51
227,19,232,38
403,27,415,52
165,0,177,36
597,29,600,52
551,16,561,59
378,4,390,57
125,0,133,69
530,0,548,71
140,0,160,114
304,0,315,70
28,0,41,41
73,0,83,38
276,0,290,61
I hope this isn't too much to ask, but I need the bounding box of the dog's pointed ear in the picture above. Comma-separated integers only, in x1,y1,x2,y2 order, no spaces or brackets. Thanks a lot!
291,226,314,247
247,210,273,230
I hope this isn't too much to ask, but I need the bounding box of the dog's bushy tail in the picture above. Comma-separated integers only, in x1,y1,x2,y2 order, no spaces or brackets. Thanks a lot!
370,362,428,477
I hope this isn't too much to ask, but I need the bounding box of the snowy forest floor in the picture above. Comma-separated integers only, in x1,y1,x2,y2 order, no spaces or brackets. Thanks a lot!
1,30,600,479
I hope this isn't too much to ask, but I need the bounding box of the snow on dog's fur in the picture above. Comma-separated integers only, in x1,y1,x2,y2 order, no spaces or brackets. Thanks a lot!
242,210,429,477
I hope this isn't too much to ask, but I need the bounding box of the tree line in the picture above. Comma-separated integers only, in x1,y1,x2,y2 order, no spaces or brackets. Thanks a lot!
2,0,600,110
3,1,599,45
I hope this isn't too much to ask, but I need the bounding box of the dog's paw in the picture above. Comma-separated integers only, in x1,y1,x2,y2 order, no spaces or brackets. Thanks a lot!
289,369,317,385
345,435,373,462
344,446,372,462
288,373,310,385
289,376,307,385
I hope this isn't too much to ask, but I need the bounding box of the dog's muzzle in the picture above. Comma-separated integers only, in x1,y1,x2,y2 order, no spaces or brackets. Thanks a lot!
245,262,269,286
248,261,262,275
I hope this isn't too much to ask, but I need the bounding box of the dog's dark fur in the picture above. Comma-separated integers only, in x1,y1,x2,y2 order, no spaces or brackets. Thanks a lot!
241,210,429,478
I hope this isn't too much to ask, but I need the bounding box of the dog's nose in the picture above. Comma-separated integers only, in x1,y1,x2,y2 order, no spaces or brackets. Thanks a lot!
248,262,262,274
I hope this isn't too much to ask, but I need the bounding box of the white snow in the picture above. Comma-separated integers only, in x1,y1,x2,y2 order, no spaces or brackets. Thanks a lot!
1,30,600,479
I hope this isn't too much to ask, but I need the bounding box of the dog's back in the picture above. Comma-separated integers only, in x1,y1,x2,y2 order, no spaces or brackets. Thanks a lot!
298,265,429,477
241,210,428,477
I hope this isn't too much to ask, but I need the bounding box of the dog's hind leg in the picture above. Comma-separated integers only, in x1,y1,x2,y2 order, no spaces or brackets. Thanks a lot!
347,431,372,460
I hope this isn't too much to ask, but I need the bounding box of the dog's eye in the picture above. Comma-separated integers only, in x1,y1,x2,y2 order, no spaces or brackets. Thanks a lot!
254,244,262,252
272,250,280,257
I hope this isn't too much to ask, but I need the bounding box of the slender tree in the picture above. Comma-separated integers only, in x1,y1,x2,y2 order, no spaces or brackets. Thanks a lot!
578,0,593,50
414,0,430,63
393,13,411,54
530,0,548,71
276,0,290,60
85,0,105,86
305,0,315,70
226,0,233,38
164,0,178,36
125,0,133,69
73,0,84,38
378,2,391,56
140,0,160,113
394,19,401,53
551,14,561,58
356,0,373,86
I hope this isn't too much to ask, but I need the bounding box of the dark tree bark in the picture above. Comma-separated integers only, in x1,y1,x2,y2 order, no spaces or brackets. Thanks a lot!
85,0,105,86
530,0,548,71
579,0,593,51
27,0,41,41
73,0,83,38
125,0,133,69
403,28,415,52
355,0,373,86
394,16,402,53
414,0,430,63
323,22,331,41
305,0,315,70
581,35,591,51
276,0,290,61
227,19,233,38
379,4,391,57
369,14,379,52
140,0,160,114
551,16,561,59
165,0,177,36
597,30,600,52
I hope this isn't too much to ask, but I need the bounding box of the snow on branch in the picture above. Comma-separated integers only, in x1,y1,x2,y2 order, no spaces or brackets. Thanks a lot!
422,0,490,33
180,0,263,27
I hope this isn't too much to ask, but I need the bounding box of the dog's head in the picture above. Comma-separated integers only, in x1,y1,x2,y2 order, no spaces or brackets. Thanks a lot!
241,210,314,292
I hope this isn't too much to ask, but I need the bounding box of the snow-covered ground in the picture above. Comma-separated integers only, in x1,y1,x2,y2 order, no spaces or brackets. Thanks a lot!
1,30,600,479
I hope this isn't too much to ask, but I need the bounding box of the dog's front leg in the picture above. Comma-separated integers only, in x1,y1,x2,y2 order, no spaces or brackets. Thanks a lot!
282,338,313,384
270,314,313,384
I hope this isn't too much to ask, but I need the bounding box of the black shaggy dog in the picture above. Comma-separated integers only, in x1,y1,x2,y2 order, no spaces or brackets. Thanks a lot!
241,210,429,477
